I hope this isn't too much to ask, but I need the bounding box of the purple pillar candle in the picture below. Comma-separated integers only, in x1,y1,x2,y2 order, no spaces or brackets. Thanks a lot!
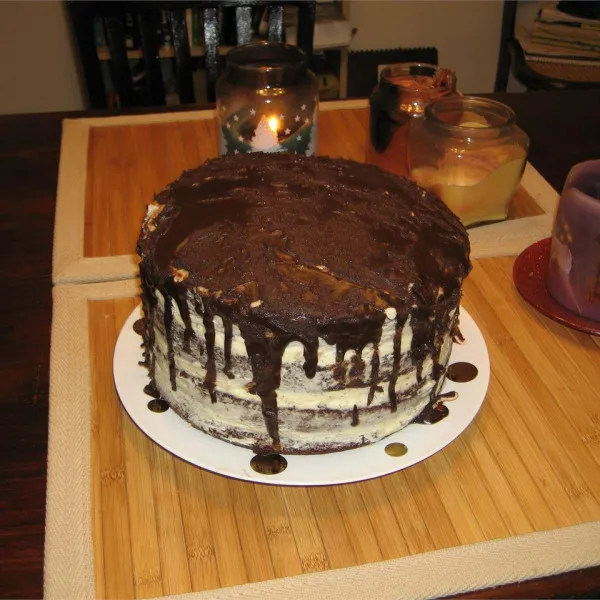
546,159,600,322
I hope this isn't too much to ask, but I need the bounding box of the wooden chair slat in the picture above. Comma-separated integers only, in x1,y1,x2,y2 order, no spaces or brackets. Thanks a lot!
138,12,167,106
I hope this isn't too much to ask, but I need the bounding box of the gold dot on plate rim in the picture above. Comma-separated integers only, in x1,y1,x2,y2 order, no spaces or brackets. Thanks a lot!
147,399,169,413
385,442,408,457
250,453,288,475
446,361,479,383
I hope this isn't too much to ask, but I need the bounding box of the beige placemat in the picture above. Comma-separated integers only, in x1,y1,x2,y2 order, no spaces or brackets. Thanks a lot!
52,100,558,285
45,278,600,600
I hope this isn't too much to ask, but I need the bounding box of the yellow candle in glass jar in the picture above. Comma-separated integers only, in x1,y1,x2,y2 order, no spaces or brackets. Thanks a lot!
408,96,529,227
411,149,527,227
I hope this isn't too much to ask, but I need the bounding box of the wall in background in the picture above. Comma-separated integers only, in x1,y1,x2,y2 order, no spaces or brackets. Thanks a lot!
0,0,84,115
0,0,508,115
348,0,504,94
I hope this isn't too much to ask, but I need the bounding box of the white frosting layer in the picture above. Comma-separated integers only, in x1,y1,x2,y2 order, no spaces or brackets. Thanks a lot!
148,290,456,452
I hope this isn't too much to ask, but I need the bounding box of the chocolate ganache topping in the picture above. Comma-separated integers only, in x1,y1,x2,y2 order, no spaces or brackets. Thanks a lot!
137,153,471,452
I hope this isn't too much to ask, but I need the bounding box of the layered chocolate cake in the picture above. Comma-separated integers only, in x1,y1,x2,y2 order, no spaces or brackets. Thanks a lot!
137,153,471,454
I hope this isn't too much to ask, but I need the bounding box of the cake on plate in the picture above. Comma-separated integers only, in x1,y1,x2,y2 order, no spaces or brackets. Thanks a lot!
137,153,471,454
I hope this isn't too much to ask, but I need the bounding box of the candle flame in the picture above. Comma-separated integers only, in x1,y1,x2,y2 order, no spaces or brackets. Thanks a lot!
267,116,279,134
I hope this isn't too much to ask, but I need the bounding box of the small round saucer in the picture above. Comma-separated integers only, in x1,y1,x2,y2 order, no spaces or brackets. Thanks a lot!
513,237,600,336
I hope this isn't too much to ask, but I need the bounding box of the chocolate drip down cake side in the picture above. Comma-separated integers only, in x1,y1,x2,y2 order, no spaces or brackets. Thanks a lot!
137,154,471,455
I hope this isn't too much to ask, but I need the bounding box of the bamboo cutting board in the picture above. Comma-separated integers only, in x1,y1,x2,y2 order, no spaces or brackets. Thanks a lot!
52,101,556,284
46,100,595,600
82,110,541,259
61,263,600,600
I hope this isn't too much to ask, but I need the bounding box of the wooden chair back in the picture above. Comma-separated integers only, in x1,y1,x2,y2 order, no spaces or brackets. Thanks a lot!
68,1,316,108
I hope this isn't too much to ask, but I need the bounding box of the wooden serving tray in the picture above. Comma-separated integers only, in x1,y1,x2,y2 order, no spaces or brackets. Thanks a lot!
52,100,558,284
45,274,600,600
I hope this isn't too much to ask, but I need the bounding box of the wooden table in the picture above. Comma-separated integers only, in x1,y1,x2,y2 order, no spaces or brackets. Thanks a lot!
2,89,600,599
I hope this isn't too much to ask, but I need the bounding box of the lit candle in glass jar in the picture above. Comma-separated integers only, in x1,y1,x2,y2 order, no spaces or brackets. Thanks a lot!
216,42,319,156
408,96,529,227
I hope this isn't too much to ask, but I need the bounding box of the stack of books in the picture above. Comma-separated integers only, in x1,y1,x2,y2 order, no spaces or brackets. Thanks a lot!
516,1,600,65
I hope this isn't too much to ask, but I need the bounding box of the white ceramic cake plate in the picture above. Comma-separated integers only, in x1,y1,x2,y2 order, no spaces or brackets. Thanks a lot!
113,306,490,486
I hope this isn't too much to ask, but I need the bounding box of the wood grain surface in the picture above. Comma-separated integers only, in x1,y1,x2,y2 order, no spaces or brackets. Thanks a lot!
82,109,542,259
3,90,600,600
88,262,600,598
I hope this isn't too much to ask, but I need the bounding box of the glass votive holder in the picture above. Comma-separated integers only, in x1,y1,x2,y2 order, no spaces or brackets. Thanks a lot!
368,63,457,177
216,41,319,156
546,159,600,322
408,96,529,227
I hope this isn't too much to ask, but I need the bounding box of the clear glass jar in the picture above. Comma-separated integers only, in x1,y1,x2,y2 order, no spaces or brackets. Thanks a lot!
368,63,457,176
408,96,529,227
216,41,319,156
